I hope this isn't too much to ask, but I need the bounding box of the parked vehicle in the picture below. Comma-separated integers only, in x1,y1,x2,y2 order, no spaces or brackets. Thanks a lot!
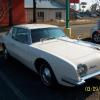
91,19,100,43
90,14,97,17
0,24,100,87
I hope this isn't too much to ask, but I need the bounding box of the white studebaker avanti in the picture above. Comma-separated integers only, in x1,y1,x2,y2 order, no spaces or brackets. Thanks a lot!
0,24,100,87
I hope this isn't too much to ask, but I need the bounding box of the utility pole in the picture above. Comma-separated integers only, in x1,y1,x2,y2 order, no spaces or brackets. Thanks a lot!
33,0,36,23
65,0,71,37
8,0,13,26
66,0,70,28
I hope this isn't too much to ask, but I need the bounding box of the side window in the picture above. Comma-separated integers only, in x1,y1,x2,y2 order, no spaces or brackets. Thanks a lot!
12,28,29,44
12,28,17,37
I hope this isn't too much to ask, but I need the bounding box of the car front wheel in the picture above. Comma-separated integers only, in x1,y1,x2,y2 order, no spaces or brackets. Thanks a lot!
92,32,100,43
40,63,57,87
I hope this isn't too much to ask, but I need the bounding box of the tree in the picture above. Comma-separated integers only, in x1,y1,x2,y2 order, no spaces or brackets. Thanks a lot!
0,0,5,21
33,0,36,23
90,0,100,14
90,3,97,13
8,0,13,26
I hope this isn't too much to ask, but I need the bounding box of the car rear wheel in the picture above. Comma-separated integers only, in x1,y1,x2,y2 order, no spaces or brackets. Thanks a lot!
39,63,57,87
2,47,10,60
92,32,100,43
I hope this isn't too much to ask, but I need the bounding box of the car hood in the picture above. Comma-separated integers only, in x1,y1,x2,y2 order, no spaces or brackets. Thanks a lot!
31,37,100,63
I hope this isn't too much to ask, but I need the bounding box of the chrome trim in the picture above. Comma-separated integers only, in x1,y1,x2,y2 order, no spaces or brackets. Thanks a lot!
62,78,85,86
62,71,100,86
82,71,100,80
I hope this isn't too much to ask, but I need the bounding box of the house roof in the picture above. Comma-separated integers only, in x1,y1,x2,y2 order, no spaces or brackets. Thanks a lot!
24,0,66,9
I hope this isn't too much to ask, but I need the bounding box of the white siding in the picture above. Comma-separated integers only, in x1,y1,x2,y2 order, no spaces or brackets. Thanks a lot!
26,8,66,23
56,0,65,5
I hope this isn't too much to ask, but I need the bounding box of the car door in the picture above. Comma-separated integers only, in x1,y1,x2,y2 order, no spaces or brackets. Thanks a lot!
8,27,30,66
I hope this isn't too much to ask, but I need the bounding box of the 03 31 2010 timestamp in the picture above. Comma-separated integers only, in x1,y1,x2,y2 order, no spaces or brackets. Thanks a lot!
85,86,100,92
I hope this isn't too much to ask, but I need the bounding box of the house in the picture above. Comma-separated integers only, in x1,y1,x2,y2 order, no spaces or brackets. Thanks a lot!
0,0,79,26
25,0,66,23
25,0,79,23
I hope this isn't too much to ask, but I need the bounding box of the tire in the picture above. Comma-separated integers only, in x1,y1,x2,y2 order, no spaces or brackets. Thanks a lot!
39,63,57,87
92,32,100,43
2,47,10,60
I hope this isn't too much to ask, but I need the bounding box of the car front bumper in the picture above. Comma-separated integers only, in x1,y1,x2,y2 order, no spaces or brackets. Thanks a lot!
62,71,100,86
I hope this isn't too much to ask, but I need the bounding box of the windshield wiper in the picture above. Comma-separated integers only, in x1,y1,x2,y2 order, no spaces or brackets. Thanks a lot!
61,35,66,37
47,37,56,40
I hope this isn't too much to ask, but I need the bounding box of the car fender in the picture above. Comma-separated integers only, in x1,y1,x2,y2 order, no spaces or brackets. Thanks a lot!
35,49,79,85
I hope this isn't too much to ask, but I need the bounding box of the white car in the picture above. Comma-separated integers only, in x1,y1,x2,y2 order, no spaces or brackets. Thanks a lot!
0,24,100,87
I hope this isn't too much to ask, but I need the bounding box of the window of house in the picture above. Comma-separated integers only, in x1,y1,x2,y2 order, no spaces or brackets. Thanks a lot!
37,12,44,19
55,12,62,20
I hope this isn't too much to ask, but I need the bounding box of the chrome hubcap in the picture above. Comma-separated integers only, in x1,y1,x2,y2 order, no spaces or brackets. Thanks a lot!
42,67,51,84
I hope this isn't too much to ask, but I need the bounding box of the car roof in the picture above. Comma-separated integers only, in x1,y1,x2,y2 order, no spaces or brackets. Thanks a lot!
14,24,58,30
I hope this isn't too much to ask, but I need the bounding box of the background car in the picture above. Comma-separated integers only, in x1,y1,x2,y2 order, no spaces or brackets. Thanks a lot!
90,14,97,18
91,19,100,43
0,24,100,87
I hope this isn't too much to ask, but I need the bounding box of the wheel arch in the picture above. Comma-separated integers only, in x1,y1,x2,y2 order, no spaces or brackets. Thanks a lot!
34,58,58,85
34,58,50,73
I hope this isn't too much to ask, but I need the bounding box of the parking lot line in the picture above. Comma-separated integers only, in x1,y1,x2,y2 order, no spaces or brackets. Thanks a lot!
0,70,28,100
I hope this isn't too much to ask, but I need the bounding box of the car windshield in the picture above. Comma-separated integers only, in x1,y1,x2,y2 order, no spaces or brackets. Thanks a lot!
31,28,65,43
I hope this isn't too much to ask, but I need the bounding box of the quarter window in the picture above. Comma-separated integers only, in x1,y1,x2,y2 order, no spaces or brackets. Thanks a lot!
12,28,29,44
12,28,16,36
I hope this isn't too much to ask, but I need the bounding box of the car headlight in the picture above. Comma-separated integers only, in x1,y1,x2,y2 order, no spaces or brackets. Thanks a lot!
77,64,88,77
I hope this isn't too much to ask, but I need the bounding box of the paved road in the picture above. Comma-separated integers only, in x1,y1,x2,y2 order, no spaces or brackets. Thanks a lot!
0,52,100,100
61,23,95,33
71,24,95,34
